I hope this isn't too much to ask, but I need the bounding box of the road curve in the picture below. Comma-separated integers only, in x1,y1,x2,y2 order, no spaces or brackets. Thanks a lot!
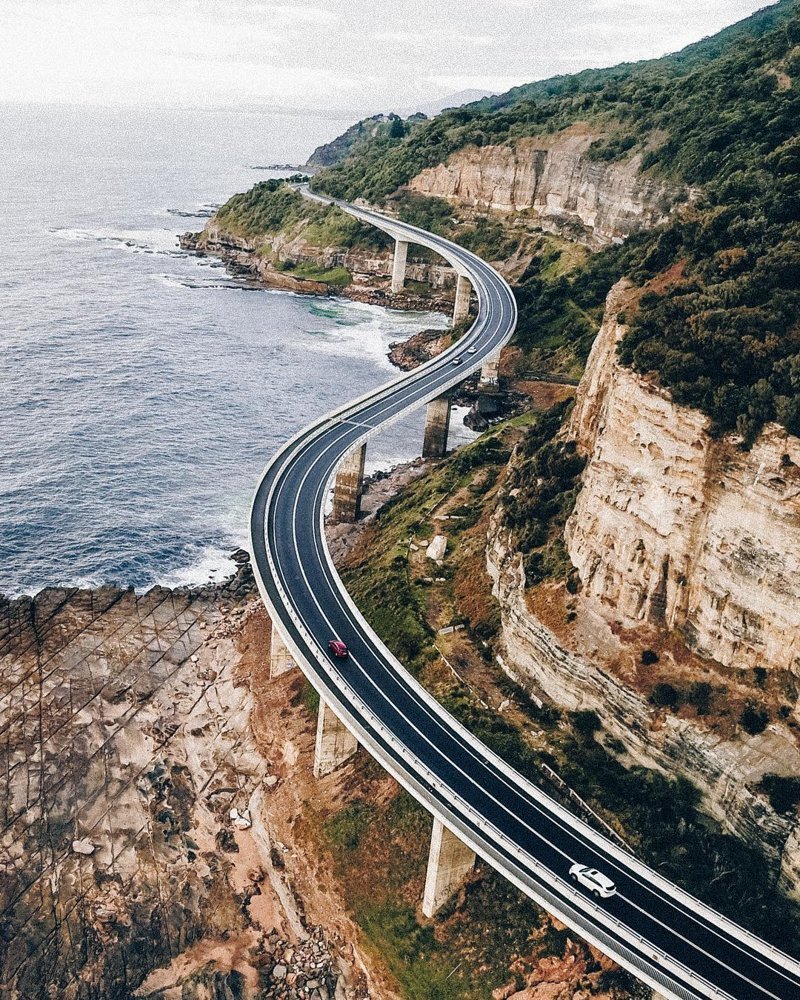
249,188,800,1000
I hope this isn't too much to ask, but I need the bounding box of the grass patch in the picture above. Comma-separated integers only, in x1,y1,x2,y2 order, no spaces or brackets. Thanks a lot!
301,679,320,715
501,400,585,588
291,262,352,286
325,802,375,852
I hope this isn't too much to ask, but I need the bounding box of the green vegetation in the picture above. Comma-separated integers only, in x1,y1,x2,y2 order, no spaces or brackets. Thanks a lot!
320,789,551,999
340,424,515,675
314,2,798,202
310,1,800,440
501,401,585,585
300,678,320,715
327,412,800,988
759,773,800,813
512,242,615,377
278,260,352,286
212,178,390,251
739,702,770,734
324,801,374,851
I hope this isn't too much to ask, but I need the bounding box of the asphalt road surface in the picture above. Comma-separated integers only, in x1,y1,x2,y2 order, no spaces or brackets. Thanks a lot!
250,188,800,1000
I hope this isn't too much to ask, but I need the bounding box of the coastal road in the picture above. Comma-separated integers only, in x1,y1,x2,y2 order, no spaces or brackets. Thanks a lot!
249,187,800,1000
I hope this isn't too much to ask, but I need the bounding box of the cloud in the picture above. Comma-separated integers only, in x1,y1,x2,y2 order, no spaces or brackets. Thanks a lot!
0,0,778,111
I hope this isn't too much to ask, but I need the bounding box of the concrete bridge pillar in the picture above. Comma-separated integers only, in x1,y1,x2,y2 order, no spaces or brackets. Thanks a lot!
269,625,295,678
453,274,471,324
313,699,359,777
332,442,367,523
480,350,501,385
391,239,409,293
422,397,451,459
422,818,476,917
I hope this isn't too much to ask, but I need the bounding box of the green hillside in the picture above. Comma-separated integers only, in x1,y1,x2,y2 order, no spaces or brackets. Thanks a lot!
310,0,800,441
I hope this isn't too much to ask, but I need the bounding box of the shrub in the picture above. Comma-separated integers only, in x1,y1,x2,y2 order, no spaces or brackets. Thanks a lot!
641,649,660,666
687,681,713,716
759,774,800,814
571,709,601,741
504,402,585,589
739,703,769,735
650,682,680,709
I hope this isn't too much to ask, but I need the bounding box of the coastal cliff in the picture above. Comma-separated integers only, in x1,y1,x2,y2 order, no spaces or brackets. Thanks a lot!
487,516,800,893
566,281,800,679
487,281,800,894
407,127,687,248
182,221,458,314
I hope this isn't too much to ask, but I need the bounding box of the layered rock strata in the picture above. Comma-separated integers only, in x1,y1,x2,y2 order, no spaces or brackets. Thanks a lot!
487,280,800,893
487,514,800,894
566,281,800,680
408,127,686,248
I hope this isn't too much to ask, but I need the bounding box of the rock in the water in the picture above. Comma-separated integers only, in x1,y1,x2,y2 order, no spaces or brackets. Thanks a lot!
464,408,489,431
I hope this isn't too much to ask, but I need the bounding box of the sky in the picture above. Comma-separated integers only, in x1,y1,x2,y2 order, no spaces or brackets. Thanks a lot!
0,0,777,115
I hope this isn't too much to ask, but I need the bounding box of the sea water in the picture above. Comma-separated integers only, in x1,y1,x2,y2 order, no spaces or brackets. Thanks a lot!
0,103,471,596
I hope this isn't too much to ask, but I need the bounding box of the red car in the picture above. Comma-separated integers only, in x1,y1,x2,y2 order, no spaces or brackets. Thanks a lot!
328,639,349,658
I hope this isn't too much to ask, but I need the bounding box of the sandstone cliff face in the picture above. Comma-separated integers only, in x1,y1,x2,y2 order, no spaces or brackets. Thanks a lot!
487,279,800,892
408,128,686,248
185,222,457,313
486,515,800,894
566,281,800,680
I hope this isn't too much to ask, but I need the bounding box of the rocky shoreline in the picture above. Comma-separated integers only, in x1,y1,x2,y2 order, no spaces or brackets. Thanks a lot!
0,554,373,1000
0,453,440,1000
179,230,456,315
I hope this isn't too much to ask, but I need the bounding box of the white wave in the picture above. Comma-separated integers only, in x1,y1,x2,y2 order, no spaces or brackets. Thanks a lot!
450,405,482,448
155,546,238,590
303,302,450,370
52,226,181,256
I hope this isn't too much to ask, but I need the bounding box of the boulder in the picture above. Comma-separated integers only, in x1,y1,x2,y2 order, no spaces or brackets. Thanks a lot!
426,535,447,561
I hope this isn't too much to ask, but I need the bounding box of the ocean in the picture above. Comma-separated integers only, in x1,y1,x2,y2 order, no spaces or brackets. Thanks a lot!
0,103,469,597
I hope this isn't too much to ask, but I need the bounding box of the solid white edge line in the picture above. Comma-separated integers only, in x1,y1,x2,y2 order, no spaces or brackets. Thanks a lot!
247,193,800,1000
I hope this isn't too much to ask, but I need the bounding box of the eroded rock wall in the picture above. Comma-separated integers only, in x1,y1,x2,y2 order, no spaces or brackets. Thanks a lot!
408,127,686,248
566,281,800,680
486,514,800,894
486,278,800,891
186,223,457,313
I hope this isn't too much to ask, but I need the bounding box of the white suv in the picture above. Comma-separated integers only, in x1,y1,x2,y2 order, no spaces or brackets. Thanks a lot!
569,863,617,899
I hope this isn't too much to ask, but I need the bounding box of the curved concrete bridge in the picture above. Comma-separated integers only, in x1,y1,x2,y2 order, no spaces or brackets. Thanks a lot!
249,187,800,1000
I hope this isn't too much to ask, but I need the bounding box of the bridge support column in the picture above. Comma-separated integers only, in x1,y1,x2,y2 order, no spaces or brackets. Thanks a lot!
332,442,367,523
480,350,501,385
422,818,476,917
313,699,359,778
269,625,295,678
453,274,471,324
422,397,451,459
391,239,409,293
